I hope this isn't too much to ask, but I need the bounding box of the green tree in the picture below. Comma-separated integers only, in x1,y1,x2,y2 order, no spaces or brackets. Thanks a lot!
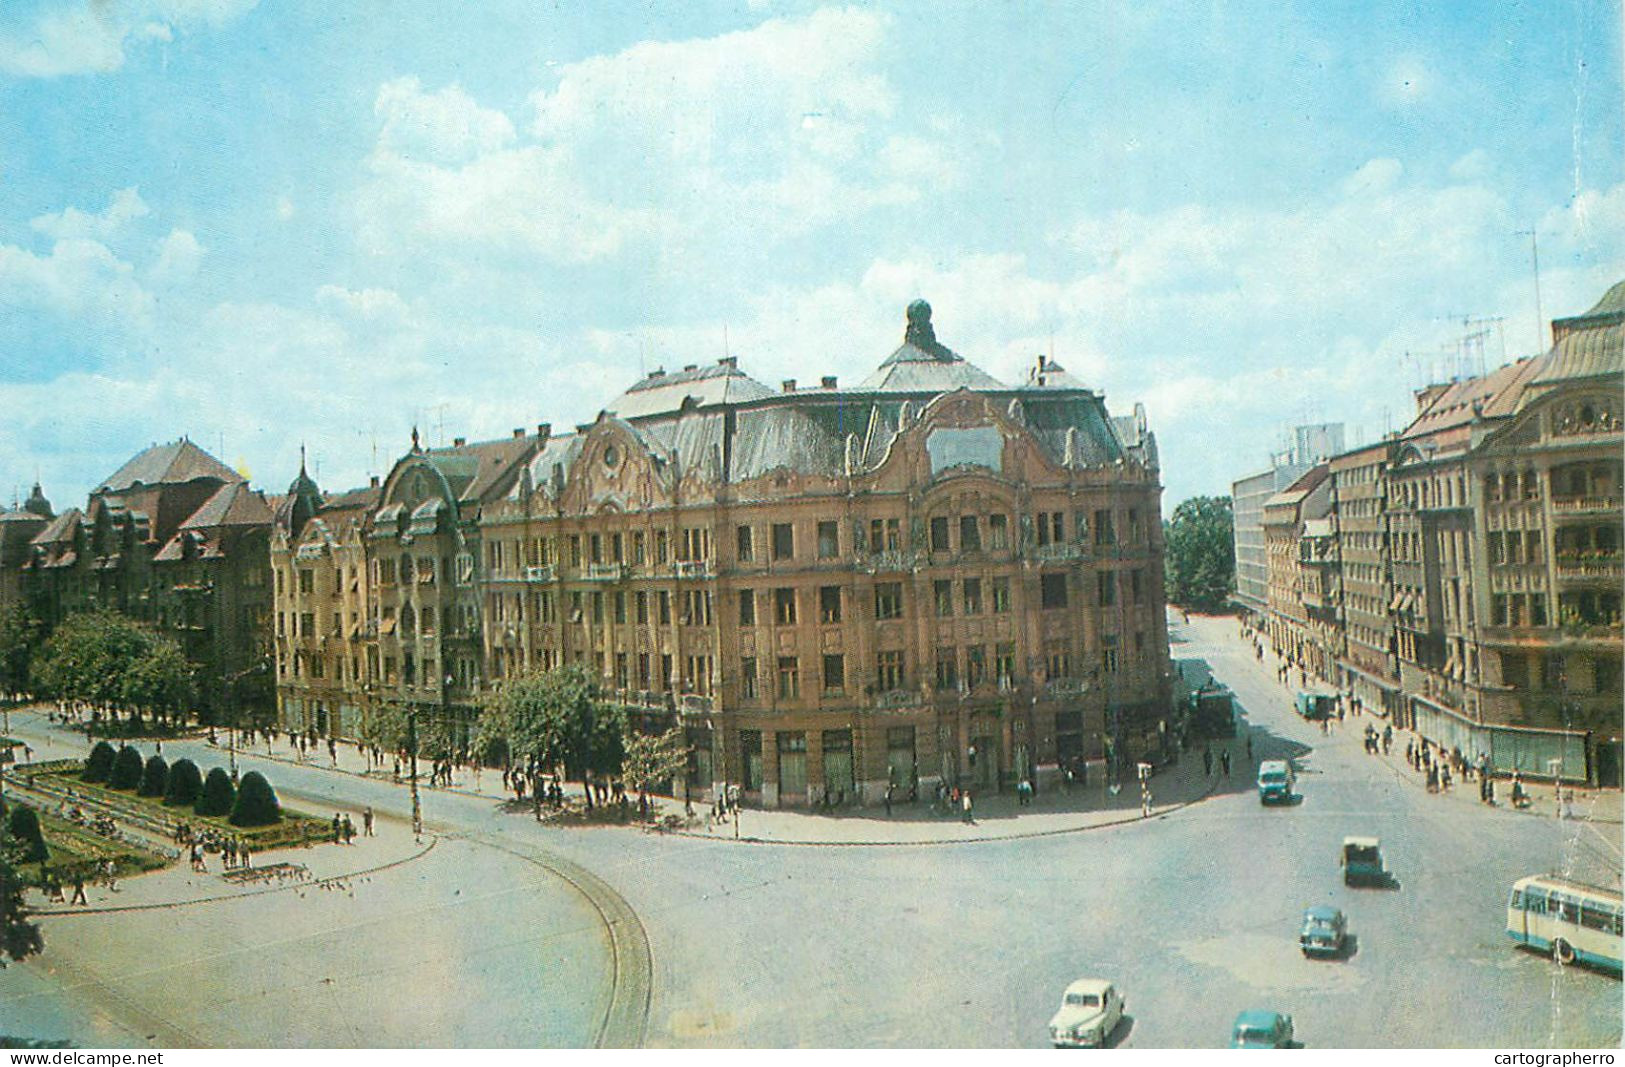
0,600,44,697
1164,495,1236,615
33,611,193,726
164,758,203,806
6,805,48,863
195,767,236,817
478,664,626,810
121,640,192,725
138,755,169,798
229,771,281,826
621,727,690,804
109,746,144,790
0,853,43,963
82,741,116,783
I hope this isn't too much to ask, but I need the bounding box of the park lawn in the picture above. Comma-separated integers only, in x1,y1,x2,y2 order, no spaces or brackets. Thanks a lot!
19,806,170,884
35,767,329,851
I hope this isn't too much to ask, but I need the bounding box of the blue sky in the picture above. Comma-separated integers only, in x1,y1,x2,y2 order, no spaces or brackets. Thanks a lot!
1,1,1620,510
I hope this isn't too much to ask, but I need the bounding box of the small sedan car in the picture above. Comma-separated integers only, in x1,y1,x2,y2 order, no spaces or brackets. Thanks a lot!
1299,906,1348,957
1231,1010,1295,1048
1048,978,1124,1048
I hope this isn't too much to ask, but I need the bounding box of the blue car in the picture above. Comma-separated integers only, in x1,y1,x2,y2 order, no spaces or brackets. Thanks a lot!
1299,906,1348,957
1231,1010,1295,1048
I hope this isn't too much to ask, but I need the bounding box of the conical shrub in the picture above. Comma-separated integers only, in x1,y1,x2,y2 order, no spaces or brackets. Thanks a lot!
6,805,47,863
108,746,144,790
138,755,168,797
165,758,203,807
83,741,116,783
195,767,236,817
229,771,281,827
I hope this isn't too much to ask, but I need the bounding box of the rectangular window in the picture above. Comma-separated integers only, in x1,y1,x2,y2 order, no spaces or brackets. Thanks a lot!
635,591,648,624
655,530,668,564
876,649,905,691
962,578,983,615
737,525,754,562
1530,594,1548,627
1489,532,1504,565
935,647,959,689
739,589,756,626
1131,569,1143,604
989,514,1009,550
1128,508,1141,543
777,656,800,699
930,515,951,552
822,653,845,693
658,590,671,625
591,592,604,624
298,569,314,594
960,515,981,552
875,582,904,620
613,591,627,624
1047,647,1071,679
870,517,901,552
590,534,603,564
1041,573,1068,609
772,523,795,560
1051,512,1065,544
740,657,758,700
820,585,842,623
660,653,673,691
966,645,987,688
632,531,645,565
611,532,624,564
615,652,629,689
992,577,1011,613
1102,645,1120,673
995,642,1016,688
775,587,797,625
1098,571,1117,606
817,520,839,559
1094,509,1116,545
934,579,955,617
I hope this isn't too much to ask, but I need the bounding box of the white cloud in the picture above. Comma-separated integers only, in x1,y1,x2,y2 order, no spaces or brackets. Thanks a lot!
0,1,258,77
0,236,155,330
375,77,517,165
149,228,204,285
30,188,150,243
275,195,296,221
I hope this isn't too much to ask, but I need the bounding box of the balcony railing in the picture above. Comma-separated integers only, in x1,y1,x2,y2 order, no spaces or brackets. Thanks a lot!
1551,496,1621,514
1045,678,1087,696
678,693,715,715
874,688,922,708
1034,542,1084,562
1556,559,1623,581
524,564,556,583
864,550,918,574
585,563,623,581
672,560,712,579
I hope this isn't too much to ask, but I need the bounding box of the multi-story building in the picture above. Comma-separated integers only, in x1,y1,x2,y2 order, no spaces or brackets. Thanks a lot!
1230,423,1343,624
1261,464,1333,676
0,484,53,617
1327,440,1401,717
275,302,1172,806
21,439,275,725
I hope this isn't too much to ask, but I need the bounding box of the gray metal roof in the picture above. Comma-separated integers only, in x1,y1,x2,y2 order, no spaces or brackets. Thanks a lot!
608,360,775,418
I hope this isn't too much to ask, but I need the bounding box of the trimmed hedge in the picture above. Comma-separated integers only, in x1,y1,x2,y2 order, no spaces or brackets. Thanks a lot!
83,742,116,783
138,755,169,797
109,746,144,791
229,771,281,827
7,805,48,863
165,758,203,807
195,767,236,817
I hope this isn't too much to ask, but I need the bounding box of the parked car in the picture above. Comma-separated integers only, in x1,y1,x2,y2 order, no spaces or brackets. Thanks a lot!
1294,691,1337,720
1257,760,1295,804
1048,978,1124,1048
1230,1010,1295,1048
1341,836,1385,886
1299,905,1347,957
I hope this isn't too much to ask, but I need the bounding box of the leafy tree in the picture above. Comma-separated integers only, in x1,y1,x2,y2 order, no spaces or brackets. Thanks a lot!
109,745,144,790
165,758,203,806
0,601,44,697
195,767,236,817
1164,495,1236,615
478,664,626,810
0,854,42,963
138,755,169,798
621,727,689,801
82,741,116,783
33,611,192,725
6,805,48,863
229,771,281,826
121,640,192,725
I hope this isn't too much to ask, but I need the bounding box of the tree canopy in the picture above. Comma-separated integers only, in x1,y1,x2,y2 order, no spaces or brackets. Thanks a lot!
1164,495,1236,614
478,664,626,808
621,727,689,799
33,611,192,721
0,600,44,697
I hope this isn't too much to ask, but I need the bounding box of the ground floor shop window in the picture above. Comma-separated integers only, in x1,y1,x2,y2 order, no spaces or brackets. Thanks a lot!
822,729,853,802
887,726,916,791
741,730,763,791
778,731,807,797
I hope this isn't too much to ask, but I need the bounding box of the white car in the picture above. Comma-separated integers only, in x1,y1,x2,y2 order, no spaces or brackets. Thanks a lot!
1048,978,1124,1048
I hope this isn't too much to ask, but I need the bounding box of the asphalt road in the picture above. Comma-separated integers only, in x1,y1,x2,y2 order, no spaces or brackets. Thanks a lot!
7,612,1621,1048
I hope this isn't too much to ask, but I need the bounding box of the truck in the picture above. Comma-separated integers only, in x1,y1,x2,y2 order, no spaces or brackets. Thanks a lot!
1189,683,1236,738
1257,760,1295,804
1294,690,1338,720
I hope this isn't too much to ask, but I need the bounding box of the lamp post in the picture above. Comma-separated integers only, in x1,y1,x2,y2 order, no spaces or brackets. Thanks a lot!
221,660,270,782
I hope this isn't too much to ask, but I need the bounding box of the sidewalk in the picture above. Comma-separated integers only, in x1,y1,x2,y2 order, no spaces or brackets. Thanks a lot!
1186,613,1624,833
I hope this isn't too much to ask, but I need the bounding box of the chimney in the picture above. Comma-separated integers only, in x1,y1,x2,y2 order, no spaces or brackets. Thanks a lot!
648,367,665,378
453,436,466,447
718,356,738,369
782,379,797,393
821,376,838,389
683,364,698,372
369,475,380,488
513,428,525,438
537,423,551,440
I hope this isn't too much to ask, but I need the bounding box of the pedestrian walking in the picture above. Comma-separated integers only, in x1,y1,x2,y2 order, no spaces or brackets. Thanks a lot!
342,815,356,843
1220,750,1231,777
331,813,342,844
363,806,375,836
961,791,974,824
70,873,87,906
240,841,251,869
1203,747,1212,776
1245,735,1253,762
884,783,894,817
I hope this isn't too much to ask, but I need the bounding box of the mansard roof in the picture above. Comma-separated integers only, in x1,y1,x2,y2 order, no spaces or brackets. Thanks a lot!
179,481,273,530
97,438,240,493
31,507,82,546
1530,277,1624,388
609,359,775,418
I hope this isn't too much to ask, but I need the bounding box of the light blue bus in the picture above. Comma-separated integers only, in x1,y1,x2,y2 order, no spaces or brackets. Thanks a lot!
1506,875,1623,975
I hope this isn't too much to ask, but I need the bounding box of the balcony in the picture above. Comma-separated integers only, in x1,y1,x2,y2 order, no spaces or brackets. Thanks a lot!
864,550,918,574
523,564,556,583
1034,542,1084,563
672,560,712,579
1045,678,1087,696
874,688,923,709
1551,496,1621,515
585,563,623,581
678,693,715,715
1555,554,1622,582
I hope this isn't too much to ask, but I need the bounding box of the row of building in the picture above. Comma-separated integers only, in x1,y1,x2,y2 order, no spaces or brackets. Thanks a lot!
1232,281,1624,787
5,302,1175,806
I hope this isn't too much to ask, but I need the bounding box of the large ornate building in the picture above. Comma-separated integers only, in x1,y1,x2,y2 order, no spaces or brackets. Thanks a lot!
274,302,1174,805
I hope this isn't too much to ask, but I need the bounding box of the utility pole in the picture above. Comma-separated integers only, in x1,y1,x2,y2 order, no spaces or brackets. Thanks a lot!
1515,228,1545,352
408,710,422,840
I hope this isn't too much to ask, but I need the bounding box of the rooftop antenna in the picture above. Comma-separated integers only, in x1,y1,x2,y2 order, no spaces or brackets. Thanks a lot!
723,324,730,361
1515,228,1545,352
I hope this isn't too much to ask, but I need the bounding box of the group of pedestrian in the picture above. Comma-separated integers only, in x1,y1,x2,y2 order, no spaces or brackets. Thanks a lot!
1201,745,1231,777
330,812,357,844
1360,724,1392,755
40,865,93,906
